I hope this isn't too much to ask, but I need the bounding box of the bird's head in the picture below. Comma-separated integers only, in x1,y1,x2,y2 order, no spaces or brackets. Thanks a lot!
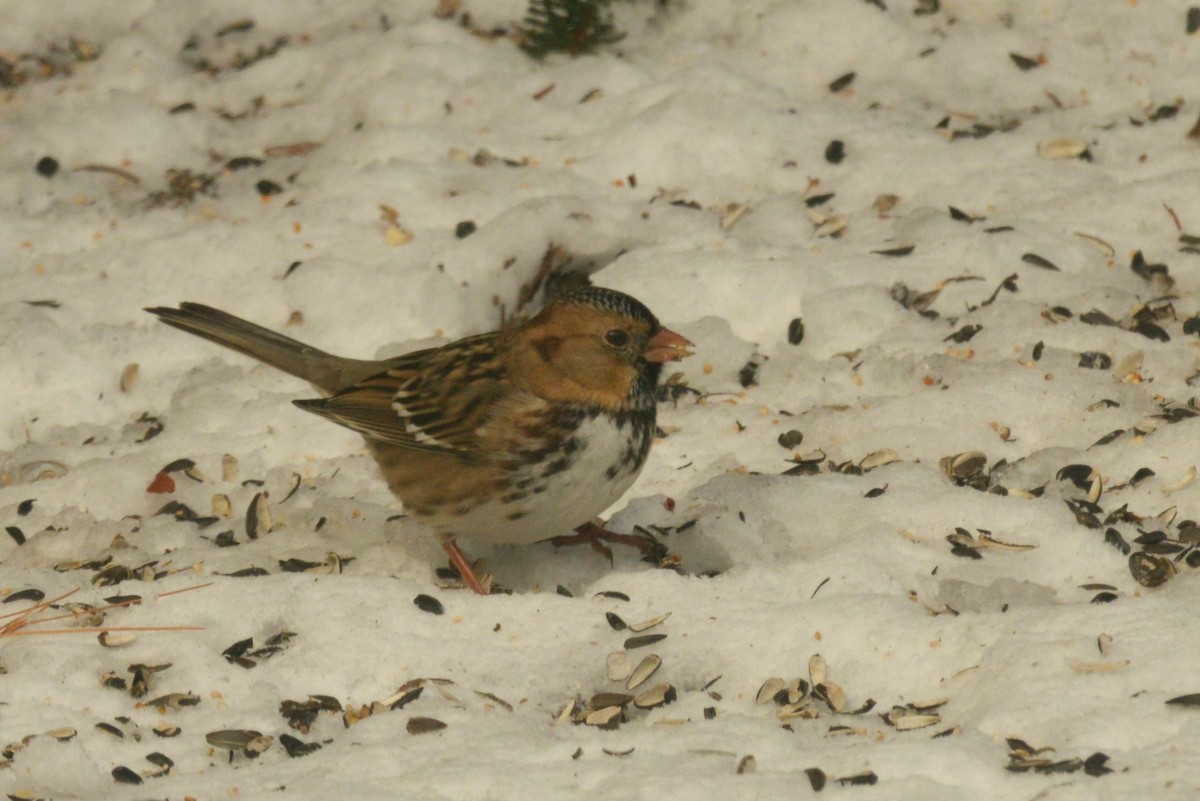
508,287,693,410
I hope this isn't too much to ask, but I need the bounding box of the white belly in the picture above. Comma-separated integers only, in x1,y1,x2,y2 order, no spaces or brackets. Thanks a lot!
454,415,648,546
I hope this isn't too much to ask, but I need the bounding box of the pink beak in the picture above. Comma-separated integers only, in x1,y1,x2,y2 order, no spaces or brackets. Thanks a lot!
642,327,694,363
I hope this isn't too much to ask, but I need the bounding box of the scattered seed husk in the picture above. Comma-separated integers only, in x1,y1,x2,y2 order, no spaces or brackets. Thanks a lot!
474,690,513,712
96,721,124,738
4,588,45,604
605,611,627,631
1130,552,1176,587
977,532,1036,551
1112,351,1144,382
948,206,985,223
607,651,633,682
343,704,371,727
805,767,827,791
407,717,447,735
603,746,635,757
828,71,855,92
246,492,271,539
720,202,751,230
788,318,805,345
859,449,900,470
1038,138,1089,160
128,662,170,698
585,706,623,729
909,698,948,713
837,771,879,786
119,363,139,392
590,692,634,710
777,702,818,722
111,766,142,785
1074,231,1115,258
1166,693,1200,707
98,631,137,648
100,673,127,691
815,681,846,712
280,733,322,757
239,734,272,756
872,245,915,257
1084,577,1118,592
873,194,900,213
143,692,200,710
624,634,666,650
814,215,848,238
413,594,444,615
1021,253,1060,271
1162,467,1197,494
777,429,804,449
46,727,77,742
634,683,676,709
783,675,809,704
886,710,942,730
1132,415,1163,435
1154,505,1178,526
1010,52,1040,70
1066,499,1102,529
940,451,988,483
211,493,232,518
221,453,239,481
380,686,423,710
808,654,828,685
554,699,577,725
206,729,262,751
625,655,662,690
91,563,133,587
757,677,785,704
153,722,181,738
159,458,194,475
627,613,671,633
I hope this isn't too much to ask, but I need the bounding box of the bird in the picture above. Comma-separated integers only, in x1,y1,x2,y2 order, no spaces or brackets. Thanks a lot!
146,287,693,594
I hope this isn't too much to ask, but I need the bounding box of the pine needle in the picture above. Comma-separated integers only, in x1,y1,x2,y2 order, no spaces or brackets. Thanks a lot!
520,0,625,58
4,625,204,637
0,582,212,638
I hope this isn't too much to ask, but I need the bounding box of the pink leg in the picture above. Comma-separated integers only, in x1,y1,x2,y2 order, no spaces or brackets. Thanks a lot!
441,539,489,595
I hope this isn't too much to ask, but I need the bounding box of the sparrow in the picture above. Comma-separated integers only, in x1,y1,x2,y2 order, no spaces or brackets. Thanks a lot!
146,287,693,594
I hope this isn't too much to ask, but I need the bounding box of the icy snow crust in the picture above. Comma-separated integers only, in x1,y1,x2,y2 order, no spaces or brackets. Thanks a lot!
3,1,1200,798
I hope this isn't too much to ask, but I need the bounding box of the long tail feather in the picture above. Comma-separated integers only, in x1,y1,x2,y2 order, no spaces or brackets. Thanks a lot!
146,303,380,394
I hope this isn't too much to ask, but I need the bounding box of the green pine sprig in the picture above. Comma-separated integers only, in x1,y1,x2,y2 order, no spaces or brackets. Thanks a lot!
520,0,625,58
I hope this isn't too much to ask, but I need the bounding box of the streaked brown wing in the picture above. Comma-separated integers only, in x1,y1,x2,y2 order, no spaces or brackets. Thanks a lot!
293,333,507,456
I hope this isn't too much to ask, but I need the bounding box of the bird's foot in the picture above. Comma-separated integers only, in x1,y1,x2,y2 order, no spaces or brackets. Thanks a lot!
551,522,668,565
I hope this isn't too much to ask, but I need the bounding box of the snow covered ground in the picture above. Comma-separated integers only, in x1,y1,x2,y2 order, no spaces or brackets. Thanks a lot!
4,1,1200,798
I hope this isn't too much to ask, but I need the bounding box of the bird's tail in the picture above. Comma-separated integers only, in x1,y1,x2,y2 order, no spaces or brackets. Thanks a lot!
146,303,379,395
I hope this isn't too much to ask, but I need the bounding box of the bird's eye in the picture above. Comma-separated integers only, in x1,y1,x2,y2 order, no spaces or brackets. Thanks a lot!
604,329,629,348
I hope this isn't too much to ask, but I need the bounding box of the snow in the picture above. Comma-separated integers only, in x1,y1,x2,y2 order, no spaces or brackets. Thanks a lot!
4,1,1200,798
